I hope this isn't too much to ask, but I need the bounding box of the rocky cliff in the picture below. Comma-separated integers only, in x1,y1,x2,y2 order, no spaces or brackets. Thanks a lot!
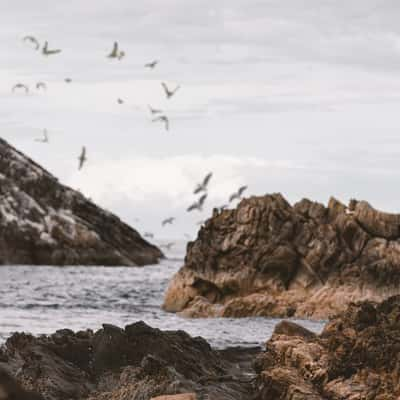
254,295,400,399
164,193,400,318
0,137,162,265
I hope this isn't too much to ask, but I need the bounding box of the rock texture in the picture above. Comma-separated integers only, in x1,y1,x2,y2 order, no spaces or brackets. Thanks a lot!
164,193,400,319
0,137,162,265
0,322,257,400
254,295,400,399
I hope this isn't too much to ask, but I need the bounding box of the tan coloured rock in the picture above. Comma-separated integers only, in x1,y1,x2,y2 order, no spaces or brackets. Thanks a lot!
151,394,197,400
164,193,400,319
254,296,400,399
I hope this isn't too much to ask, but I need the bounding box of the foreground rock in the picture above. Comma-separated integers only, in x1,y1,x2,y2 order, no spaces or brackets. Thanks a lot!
0,138,162,265
0,322,258,400
164,193,400,319
255,295,400,399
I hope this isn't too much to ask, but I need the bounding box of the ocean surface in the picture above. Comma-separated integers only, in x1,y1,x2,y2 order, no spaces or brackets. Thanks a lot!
0,242,325,349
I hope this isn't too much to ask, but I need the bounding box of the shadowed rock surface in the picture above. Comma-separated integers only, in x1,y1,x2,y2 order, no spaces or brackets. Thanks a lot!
0,322,258,400
0,137,162,266
164,193,400,319
254,295,400,399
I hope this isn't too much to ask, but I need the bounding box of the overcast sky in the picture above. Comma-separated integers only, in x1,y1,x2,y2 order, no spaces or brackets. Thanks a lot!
1,0,400,238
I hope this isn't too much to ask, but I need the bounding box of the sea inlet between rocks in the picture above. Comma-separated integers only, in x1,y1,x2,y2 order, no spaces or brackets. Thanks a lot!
0,242,324,348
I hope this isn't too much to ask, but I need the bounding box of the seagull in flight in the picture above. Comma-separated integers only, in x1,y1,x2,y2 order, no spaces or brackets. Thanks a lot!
12,83,29,93
35,129,49,143
42,41,61,55
229,185,248,203
64,78,72,83
161,82,180,99
187,194,207,212
107,42,125,60
117,98,124,104
152,115,169,131
23,35,40,50
36,82,47,91
148,105,163,115
162,217,175,226
194,172,212,194
78,147,87,170
161,242,175,251
144,232,154,239
145,60,159,69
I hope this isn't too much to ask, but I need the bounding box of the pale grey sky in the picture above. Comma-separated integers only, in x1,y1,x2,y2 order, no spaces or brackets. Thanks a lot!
1,0,400,238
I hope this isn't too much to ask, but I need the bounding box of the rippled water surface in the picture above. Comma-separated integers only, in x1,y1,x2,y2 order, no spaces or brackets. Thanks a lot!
0,245,325,348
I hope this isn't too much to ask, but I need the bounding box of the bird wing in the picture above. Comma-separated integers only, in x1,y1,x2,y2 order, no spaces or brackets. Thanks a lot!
193,185,202,194
238,186,248,196
229,193,237,202
187,203,197,212
161,82,169,96
199,194,207,206
203,172,212,187
23,36,40,49
109,41,118,57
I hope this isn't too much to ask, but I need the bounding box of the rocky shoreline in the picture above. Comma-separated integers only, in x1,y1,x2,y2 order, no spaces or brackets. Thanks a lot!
164,193,400,319
0,138,162,266
255,295,400,399
2,296,400,399
0,321,259,400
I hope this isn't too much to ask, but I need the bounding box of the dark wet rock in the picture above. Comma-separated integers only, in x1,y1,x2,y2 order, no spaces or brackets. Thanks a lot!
0,137,162,266
0,322,259,400
0,368,44,400
164,193,400,319
254,296,400,400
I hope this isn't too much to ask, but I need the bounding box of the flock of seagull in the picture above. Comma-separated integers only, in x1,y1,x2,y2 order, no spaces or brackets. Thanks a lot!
13,35,248,248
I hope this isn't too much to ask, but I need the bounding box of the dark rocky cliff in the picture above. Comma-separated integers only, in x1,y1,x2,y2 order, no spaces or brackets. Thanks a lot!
0,137,162,266
164,193,400,318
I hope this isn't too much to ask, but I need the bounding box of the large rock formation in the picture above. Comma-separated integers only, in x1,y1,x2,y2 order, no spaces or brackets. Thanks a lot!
0,138,162,265
254,295,400,399
164,193,400,318
0,322,257,400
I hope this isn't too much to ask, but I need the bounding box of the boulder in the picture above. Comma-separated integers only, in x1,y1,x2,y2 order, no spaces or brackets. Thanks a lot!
0,322,258,400
164,193,400,318
254,296,400,399
0,137,162,266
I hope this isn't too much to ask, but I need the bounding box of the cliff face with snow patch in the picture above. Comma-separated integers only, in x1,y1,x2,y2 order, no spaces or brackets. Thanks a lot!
0,138,163,266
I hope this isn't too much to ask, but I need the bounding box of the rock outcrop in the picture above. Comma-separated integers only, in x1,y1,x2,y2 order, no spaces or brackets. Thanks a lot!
254,295,400,399
0,137,162,265
164,193,400,318
0,322,258,400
